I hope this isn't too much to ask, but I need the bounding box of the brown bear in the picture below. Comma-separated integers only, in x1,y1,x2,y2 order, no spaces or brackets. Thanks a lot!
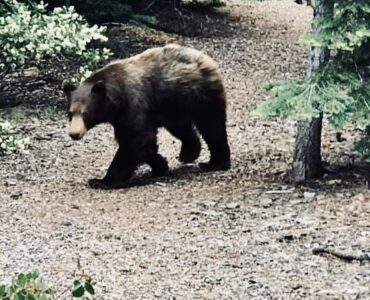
62,44,230,189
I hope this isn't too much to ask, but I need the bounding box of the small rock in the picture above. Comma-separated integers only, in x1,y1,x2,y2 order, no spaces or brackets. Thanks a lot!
10,193,22,199
23,67,40,77
260,197,273,208
277,234,294,242
303,192,316,199
61,221,72,226
225,202,240,209
5,180,17,187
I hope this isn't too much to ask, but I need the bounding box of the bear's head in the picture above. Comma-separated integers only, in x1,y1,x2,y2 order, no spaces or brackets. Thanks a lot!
62,80,111,140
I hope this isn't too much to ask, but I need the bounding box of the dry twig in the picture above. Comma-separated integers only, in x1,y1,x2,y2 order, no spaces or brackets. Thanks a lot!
313,247,370,264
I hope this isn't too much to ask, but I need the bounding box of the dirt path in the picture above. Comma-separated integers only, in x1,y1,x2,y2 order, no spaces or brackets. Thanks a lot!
1,1,369,299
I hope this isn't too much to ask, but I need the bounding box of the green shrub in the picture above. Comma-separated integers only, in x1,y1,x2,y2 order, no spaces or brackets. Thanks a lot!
0,120,29,155
0,271,53,299
0,0,112,75
0,270,96,299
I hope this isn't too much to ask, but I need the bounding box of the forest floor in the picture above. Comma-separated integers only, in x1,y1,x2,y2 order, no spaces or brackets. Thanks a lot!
1,0,370,299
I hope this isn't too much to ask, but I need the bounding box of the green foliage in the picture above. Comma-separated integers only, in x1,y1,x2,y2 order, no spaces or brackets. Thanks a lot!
0,119,29,155
71,280,95,299
253,1,370,161
253,63,370,128
0,270,96,300
0,0,112,74
300,0,370,52
74,47,112,83
0,271,53,300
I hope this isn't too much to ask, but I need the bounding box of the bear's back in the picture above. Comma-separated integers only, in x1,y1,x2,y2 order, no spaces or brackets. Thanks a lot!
100,44,221,86
85,45,224,115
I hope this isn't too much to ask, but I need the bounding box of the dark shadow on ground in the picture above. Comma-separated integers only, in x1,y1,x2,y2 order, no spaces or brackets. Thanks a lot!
275,163,370,192
310,163,370,191
97,164,208,190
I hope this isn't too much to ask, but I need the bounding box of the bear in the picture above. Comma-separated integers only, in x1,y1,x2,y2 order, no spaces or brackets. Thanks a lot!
62,44,230,189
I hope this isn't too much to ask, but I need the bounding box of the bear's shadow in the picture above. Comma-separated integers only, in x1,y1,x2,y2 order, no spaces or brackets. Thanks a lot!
98,164,204,190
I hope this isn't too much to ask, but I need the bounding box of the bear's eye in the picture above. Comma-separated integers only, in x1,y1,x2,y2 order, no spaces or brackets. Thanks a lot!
82,111,89,119
67,112,73,121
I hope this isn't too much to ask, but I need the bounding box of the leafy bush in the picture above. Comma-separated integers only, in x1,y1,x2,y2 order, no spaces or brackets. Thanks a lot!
0,0,112,75
0,1,113,156
0,120,29,155
0,270,96,299
0,271,53,300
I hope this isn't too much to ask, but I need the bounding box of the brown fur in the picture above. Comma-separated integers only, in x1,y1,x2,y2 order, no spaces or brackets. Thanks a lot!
63,44,230,189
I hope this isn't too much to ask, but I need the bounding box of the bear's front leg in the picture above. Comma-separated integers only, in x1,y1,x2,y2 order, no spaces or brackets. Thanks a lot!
88,147,135,189
146,135,169,178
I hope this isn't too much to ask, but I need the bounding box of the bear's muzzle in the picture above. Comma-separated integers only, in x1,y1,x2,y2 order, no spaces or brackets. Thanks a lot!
69,115,87,140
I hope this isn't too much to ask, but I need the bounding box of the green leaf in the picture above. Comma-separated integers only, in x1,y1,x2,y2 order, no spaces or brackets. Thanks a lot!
72,282,85,298
16,274,27,287
26,271,39,281
84,282,95,295
25,294,37,300
35,281,52,293
14,293,26,300
38,294,51,300
0,285,6,296
73,280,81,287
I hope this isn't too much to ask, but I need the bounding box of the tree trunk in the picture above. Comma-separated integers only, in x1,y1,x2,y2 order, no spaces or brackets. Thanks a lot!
292,0,334,183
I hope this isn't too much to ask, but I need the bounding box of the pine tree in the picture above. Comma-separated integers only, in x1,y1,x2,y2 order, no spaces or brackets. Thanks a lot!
253,0,370,182
293,0,333,182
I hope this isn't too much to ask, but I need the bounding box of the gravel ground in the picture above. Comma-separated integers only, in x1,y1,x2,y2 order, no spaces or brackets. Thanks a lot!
1,1,370,299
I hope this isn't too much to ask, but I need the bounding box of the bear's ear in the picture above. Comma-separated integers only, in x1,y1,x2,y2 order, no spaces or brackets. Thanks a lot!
62,80,77,96
91,81,106,95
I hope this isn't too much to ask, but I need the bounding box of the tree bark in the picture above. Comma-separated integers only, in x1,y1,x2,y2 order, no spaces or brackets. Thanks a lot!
292,0,334,183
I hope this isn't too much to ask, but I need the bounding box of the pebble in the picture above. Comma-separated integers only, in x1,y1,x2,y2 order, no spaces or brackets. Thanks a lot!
303,192,316,199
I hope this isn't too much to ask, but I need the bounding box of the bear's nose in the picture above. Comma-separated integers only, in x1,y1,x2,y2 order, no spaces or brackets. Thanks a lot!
69,132,82,140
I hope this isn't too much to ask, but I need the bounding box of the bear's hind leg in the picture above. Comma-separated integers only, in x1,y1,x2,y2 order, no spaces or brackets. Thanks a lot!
166,123,201,164
195,109,230,172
